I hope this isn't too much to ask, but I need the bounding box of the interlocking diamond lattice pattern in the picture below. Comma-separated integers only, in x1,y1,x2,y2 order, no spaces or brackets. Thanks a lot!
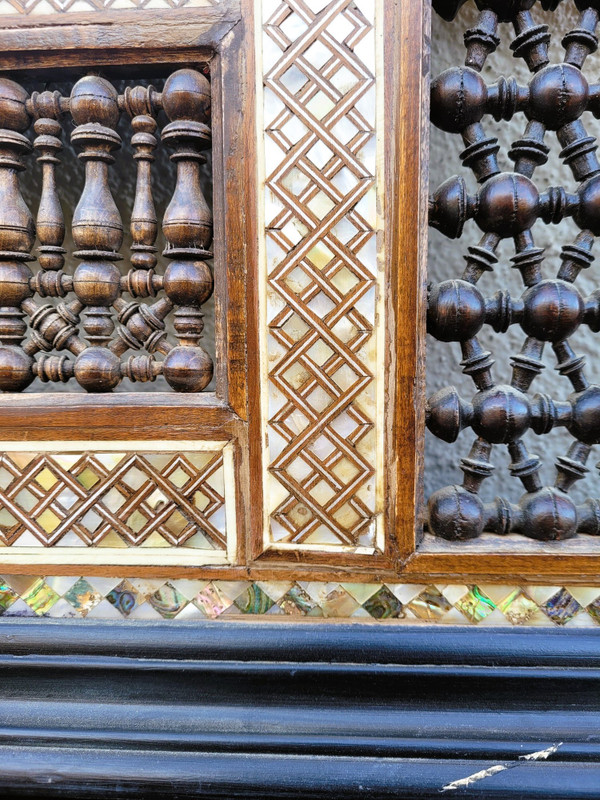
2,574,600,625
262,0,382,552
0,0,219,15
428,1,600,543
0,450,227,549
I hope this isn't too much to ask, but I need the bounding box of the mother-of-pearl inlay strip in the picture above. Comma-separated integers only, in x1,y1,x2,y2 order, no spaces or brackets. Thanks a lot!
258,0,385,554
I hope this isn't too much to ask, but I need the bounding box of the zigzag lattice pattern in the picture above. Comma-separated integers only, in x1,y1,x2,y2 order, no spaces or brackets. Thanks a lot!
263,0,382,551
0,0,219,15
0,450,226,549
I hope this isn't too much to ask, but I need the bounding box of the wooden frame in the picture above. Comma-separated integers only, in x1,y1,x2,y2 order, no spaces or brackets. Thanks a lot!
412,0,600,585
0,0,432,582
0,0,256,574
1,0,595,585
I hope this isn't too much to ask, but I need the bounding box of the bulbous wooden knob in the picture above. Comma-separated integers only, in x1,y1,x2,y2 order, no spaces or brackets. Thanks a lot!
0,78,30,132
70,76,119,128
475,0,535,21
475,172,539,236
432,0,468,21
528,64,589,130
163,345,212,393
575,175,600,235
73,261,121,306
429,175,468,239
569,386,600,444
431,68,487,133
574,0,600,11
0,263,32,306
518,487,577,541
0,346,33,391
521,279,584,341
163,260,212,306
428,485,485,541
472,385,530,444
74,347,121,392
162,69,211,124
428,280,485,341
426,386,470,442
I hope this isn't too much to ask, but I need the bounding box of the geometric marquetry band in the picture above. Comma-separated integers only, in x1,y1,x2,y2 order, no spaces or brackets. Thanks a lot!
261,0,384,554
0,0,220,13
0,441,236,563
0,68,212,393
1,575,599,626
428,0,600,542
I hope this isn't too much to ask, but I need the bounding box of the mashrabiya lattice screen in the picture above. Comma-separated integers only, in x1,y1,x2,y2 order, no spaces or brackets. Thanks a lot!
0,68,213,394
428,0,600,542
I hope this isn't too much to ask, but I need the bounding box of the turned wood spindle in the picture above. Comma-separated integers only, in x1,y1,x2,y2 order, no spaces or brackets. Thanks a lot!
30,90,66,283
70,75,123,391
0,77,35,392
161,68,214,393
123,85,160,297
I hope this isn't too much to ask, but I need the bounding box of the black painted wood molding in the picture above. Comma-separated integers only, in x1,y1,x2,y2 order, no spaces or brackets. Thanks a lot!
0,620,599,798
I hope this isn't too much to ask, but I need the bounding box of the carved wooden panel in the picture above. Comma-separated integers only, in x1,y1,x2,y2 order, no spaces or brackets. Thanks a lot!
0,69,213,393
0,0,428,585
427,0,600,546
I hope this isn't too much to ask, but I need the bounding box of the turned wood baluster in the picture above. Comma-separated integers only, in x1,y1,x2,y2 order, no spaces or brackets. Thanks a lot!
29,90,68,299
0,78,36,392
160,69,214,393
122,85,162,298
70,75,123,392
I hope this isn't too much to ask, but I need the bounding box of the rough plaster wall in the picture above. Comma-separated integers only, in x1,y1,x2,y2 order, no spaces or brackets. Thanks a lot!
426,0,600,506
18,77,215,393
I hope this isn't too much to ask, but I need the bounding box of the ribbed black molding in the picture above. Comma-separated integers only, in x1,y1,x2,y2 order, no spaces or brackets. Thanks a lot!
0,620,598,798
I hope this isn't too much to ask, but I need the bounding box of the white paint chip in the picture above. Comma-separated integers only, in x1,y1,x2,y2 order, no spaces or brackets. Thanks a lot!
519,742,563,761
442,765,508,792
441,742,563,792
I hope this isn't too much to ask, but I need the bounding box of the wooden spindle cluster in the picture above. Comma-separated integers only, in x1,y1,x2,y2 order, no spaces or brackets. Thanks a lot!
0,67,213,393
428,0,600,542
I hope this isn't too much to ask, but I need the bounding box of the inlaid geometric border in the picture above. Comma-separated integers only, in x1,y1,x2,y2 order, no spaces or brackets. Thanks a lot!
0,0,220,15
258,0,385,555
1,575,599,626
0,441,237,567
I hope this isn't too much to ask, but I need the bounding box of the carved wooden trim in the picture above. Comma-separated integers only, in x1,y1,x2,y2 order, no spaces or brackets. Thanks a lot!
1,622,597,798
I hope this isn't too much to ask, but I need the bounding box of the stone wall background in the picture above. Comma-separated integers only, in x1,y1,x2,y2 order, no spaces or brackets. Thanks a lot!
426,0,600,507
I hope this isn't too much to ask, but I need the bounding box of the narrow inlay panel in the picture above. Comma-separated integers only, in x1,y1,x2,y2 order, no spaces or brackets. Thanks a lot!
0,441,236,566
260,0,385,555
